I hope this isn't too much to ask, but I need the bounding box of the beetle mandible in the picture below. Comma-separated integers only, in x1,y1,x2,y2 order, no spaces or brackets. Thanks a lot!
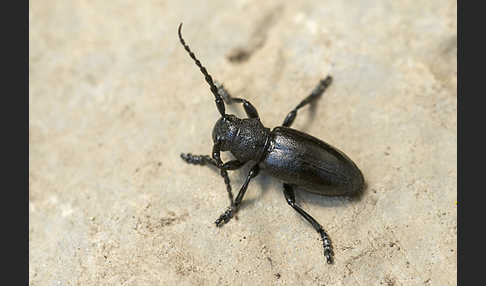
177,23,364,264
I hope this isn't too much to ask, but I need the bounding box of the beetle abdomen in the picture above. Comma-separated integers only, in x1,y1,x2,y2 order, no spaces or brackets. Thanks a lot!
259,127,364,196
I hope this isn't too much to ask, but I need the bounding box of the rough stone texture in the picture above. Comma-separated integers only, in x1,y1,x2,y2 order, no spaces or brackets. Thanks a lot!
29,1,457,285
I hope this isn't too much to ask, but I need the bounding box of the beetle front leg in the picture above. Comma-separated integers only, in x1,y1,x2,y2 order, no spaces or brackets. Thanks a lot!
215,164,260,226
282,75,333,127
181,152,245,205
283,184,334,264
180,153,218,166
215,82,260,119
181,153,245,170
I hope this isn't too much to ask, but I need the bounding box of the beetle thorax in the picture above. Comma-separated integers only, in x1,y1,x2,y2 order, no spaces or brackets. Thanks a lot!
212,115,270,162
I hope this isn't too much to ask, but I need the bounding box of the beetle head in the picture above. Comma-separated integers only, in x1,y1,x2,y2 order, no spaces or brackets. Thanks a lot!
212,115,240,151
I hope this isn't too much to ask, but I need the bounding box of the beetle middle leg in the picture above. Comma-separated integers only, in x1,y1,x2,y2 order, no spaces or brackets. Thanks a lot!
181,153,246,205
283,183,334,264
215,164,260,226
282,75,333,127
215,82,260,119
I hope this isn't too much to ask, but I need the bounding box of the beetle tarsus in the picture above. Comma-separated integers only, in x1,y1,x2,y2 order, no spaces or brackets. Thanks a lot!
180,153,217,166
320,229,334,264
215,207,234,226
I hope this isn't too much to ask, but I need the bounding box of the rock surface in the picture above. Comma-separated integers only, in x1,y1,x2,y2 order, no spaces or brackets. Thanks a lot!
30,0,457,285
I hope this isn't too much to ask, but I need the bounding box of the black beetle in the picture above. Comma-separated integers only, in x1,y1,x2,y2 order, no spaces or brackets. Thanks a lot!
178,23,364,264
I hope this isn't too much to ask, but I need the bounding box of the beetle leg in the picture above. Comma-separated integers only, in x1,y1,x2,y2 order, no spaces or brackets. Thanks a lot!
181,153,245,170
283,184,334,264
180,153,218,166
282,75,333,127
181,153,246,206
215,164,260,226
215,82,260,119
218,159,247,206
210,141,234,198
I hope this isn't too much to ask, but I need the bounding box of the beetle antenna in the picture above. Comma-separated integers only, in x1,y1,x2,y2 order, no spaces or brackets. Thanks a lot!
178,23,225,117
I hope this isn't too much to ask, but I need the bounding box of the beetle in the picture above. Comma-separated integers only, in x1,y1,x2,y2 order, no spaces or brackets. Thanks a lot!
177,23,364,264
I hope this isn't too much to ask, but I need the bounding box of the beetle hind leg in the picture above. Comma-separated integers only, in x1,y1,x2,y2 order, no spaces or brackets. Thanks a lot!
283,183,334,264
